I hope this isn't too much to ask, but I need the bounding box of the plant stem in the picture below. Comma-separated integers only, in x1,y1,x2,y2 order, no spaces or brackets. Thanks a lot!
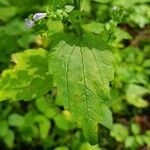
74,0,80,10
74,0,82,38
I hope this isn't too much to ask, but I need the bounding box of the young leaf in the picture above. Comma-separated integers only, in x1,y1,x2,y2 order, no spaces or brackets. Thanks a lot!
49,33,114,144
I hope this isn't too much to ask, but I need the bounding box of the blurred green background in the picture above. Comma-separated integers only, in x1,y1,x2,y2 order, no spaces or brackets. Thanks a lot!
0,0,150,149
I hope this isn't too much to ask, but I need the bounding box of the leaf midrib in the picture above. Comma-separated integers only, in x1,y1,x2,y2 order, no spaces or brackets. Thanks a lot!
80,45,95,141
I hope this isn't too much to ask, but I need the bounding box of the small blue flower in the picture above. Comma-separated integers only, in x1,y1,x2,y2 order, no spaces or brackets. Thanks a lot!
25,12,47,28
33,13,47,21
25,19,35,28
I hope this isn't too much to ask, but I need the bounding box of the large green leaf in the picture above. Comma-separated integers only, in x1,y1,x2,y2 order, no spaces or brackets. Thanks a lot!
49,33,114,144
0,49,53,101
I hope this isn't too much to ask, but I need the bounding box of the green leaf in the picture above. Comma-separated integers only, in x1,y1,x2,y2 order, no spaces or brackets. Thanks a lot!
80,143,102,150
47,20,64,35
34,115,51,139
4,130,15,148
54,146,69,150
125,136,135,148
111,123,129,142
8,113,24,127
114,28,132,42
135,135,144,145
143,59,150,68
54,114,70,131
131,123,141,135
0,49,53,101
126,84,149,108
36,97,50,113
93,0,111,3
0,121,9,137
0,7,18,21
65,5,74,12
36,97,57,118
49,33,114,144
112,0,150,7
142,130,150,146
51,0,74,8
82,22,105,34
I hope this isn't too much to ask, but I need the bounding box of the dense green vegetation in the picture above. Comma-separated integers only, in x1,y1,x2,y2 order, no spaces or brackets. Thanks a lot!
0,0,149,149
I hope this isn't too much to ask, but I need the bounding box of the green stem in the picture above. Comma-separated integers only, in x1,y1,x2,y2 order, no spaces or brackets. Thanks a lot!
74,0,80,10
74,0,82,38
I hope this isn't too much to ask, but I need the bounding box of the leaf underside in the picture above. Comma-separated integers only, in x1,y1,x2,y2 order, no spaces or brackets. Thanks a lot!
49,33,114,144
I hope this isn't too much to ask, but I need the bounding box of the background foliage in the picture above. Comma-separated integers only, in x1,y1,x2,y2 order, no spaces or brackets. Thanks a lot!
0,0,150,149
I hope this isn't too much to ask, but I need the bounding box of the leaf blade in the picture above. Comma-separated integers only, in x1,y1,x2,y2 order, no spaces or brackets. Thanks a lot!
49,34,114,144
